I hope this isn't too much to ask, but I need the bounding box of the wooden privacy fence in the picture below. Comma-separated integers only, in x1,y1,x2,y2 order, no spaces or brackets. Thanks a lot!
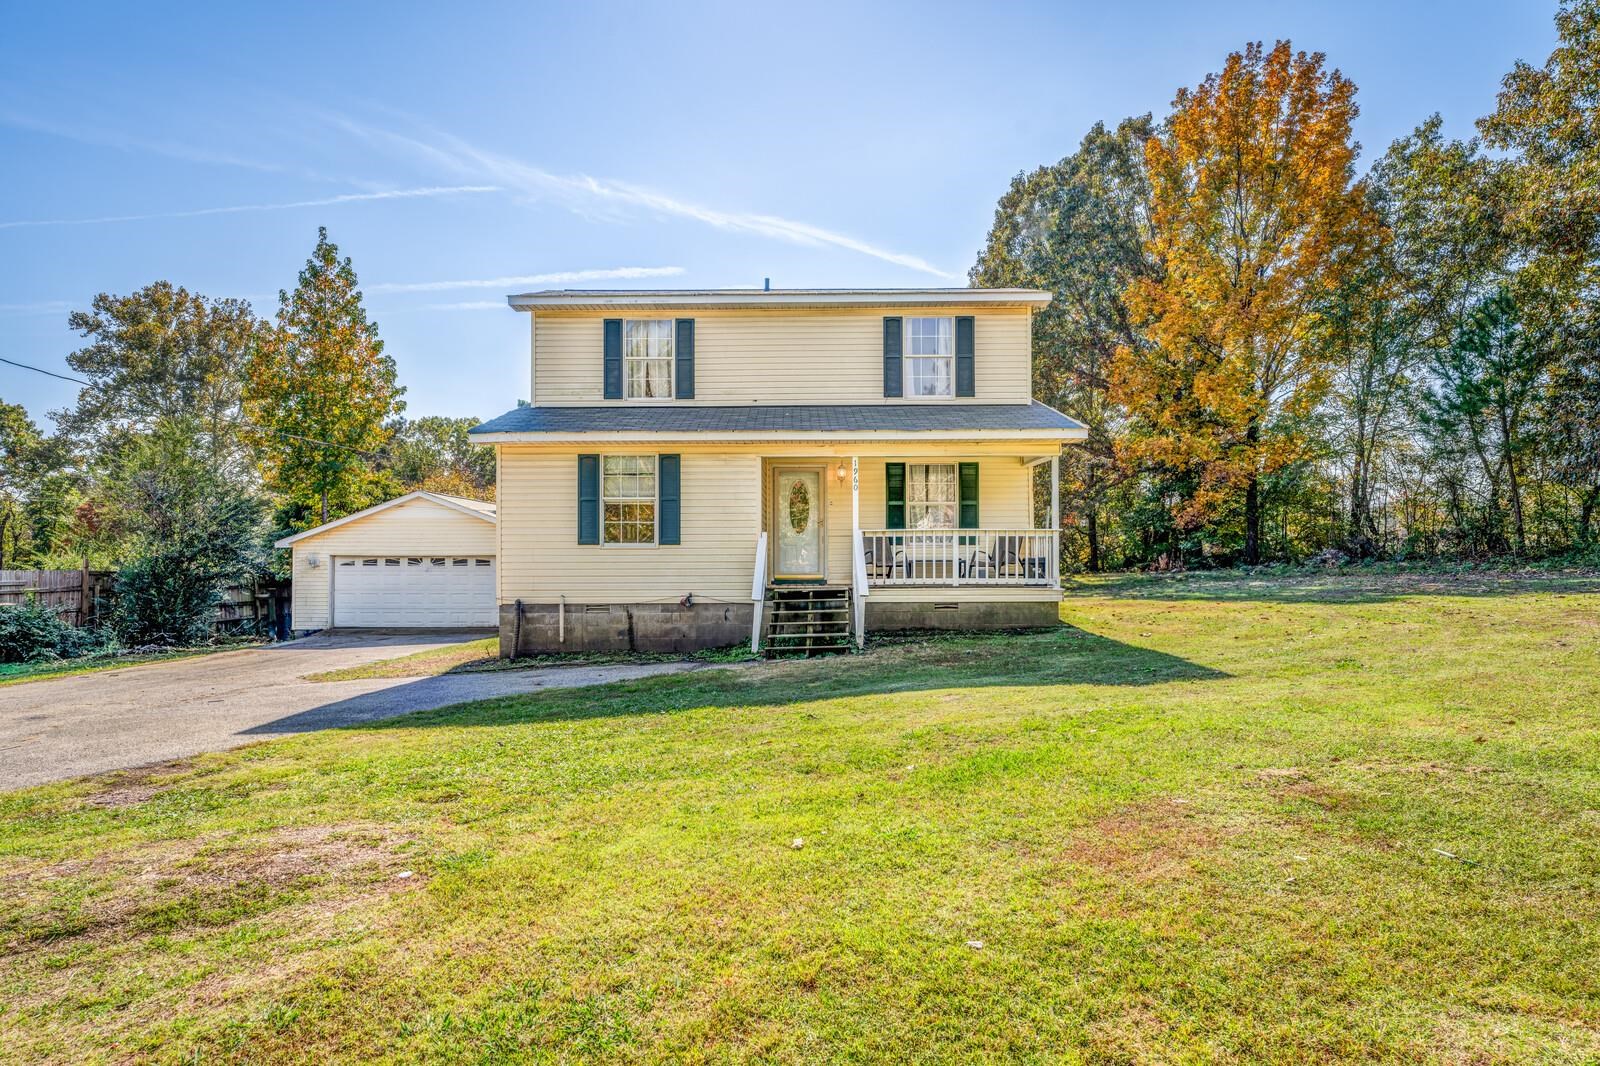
0,569,112,626
0,569,290,637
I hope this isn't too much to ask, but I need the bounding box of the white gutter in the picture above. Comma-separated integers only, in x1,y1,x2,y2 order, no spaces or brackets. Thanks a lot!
506,289,1052,311
469,427,1088,445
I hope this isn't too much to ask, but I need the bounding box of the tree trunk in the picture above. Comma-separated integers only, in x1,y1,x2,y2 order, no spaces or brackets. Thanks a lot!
1244,420,1263,565
1244,476,1262,565
1579,483,1600,545
1500,414,1527,556
1085,508,1101,573
321,487,329,526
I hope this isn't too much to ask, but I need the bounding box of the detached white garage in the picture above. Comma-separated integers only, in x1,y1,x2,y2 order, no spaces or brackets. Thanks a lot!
276,492,497,632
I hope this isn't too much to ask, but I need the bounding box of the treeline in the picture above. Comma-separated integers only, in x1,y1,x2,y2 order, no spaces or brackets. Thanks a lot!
0,228,492,639
976,2,1600,570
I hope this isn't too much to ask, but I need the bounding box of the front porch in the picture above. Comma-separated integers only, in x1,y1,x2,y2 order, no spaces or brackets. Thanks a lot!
753,453,1063,653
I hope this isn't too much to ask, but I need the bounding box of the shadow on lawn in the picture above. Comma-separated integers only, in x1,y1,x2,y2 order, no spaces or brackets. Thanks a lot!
245,625,1228,735
1069,570,1600,605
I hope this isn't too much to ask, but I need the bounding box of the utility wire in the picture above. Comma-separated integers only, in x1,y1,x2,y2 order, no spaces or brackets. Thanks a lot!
1,354,390,459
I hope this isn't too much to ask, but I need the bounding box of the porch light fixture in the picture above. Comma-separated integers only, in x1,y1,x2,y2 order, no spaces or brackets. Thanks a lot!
834,462,848,481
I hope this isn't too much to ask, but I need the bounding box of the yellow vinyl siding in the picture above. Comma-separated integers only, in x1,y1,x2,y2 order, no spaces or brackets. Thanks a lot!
497,444,1047,605
854,456,1034,527
288,500,495,630
532,307,1032,406
498,447,761,604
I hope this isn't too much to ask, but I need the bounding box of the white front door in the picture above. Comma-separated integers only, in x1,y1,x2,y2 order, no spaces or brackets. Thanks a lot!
772,468,826,580
333,556,497,627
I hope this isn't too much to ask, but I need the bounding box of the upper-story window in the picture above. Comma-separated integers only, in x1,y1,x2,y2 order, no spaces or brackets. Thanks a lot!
624,319,674,398
905,317,954,398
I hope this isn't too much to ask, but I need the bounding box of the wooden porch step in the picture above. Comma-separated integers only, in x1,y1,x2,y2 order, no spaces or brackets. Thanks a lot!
763,584,855,658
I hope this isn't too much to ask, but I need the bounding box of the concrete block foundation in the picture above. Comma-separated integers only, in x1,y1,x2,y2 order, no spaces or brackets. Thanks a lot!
501,601,752,656
865,598,1059,632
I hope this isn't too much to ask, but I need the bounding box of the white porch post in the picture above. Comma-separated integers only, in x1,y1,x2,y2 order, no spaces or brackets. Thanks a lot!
851,456,866,649
1050,453,1061,588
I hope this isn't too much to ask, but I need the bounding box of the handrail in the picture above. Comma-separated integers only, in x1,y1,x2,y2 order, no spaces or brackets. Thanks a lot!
851,526,868,649
750,532,768,653
858,528,1059,588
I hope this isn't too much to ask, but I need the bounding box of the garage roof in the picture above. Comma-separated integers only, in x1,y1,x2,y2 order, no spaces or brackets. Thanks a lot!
273,491,496,548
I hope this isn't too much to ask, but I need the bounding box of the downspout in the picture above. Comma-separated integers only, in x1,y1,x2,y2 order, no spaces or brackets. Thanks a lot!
559,593,565,644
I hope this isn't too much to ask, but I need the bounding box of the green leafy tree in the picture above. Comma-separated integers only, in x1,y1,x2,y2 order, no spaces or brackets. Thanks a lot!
1480,0,1600,287
971,116,1157,570
57,282,262,474
245,227,404,526
1419,288,1553,555
382,415,496,501
106,418,267,645
0,399,77,569
1481,0,1600,547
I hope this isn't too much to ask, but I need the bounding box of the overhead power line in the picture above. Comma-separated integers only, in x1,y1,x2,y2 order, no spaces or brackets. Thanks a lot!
0,354,390,459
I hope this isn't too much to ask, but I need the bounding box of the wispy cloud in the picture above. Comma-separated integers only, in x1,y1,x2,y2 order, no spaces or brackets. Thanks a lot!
325,114,960,280
368,265,685,295
0,186,500,230
0,108,380,189
0,300,74,318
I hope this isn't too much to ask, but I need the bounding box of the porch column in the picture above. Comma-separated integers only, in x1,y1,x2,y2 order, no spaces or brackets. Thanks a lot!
851,456,865,648
1050,452,1061,587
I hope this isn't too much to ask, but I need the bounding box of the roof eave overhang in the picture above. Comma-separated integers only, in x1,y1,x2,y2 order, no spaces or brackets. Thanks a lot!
506,290,1052,312
470,427,1089,445
273,491,496,548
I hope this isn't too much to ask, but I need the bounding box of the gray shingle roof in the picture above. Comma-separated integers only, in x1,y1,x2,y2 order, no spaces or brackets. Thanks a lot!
469,402,1085,436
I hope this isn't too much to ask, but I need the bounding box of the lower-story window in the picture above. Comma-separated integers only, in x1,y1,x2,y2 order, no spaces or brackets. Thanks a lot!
603,455,657,544
907,463,957,528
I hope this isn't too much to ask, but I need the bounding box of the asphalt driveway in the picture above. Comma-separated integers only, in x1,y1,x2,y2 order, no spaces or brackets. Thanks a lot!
0,632,708,790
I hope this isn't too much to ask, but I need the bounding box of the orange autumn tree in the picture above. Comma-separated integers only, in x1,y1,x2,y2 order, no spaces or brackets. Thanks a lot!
1112,41,1383,563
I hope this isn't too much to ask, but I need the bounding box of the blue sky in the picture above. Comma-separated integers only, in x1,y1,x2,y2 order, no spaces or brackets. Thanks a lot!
0,0,1558,429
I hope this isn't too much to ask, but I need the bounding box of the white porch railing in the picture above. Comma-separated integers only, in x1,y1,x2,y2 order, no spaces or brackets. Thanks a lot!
859,529,1059,587
750,531,768,653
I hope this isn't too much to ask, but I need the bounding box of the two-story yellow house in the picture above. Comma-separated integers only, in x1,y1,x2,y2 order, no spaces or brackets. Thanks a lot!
469,288,1086,656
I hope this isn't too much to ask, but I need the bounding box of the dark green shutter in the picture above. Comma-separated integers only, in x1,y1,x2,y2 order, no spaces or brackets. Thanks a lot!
883,317,903,397
674,319,694,399
577,454,600,544
885,462,906,529
955,316,975,397
658,454,681,544
958,462,980,528
602,319,623,399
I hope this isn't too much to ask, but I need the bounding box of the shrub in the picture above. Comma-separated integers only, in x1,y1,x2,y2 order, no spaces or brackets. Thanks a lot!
112,556,226,647
0,601,116,663
103,418,269,647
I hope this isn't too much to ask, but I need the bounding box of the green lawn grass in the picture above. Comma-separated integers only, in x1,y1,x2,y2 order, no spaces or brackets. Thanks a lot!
2,572,1598,1063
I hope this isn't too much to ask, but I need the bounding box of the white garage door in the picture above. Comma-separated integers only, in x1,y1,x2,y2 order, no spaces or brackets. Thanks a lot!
333,556,496,628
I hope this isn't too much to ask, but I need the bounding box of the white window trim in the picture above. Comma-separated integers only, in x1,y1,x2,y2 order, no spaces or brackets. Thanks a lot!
907,462,958,530
903,316,955,400
622,319,675,401
601,454,660,547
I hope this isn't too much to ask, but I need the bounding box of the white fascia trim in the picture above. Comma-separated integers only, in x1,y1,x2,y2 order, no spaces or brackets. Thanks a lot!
469,428,1089,445
273,491,496,548
506,290,1052,311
